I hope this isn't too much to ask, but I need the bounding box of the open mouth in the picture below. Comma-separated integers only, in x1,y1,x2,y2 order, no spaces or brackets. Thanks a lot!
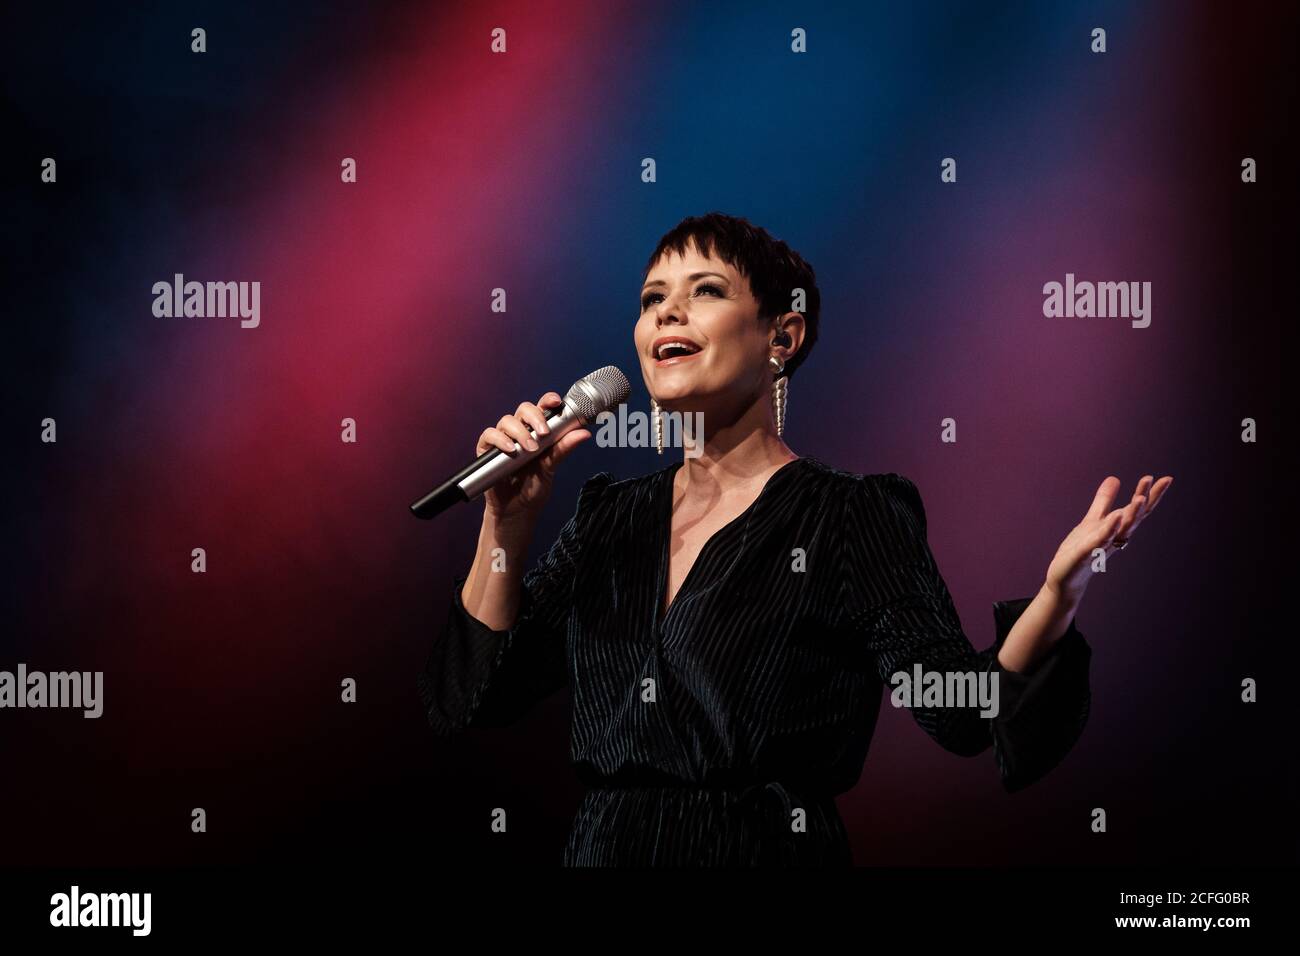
653,339,703,365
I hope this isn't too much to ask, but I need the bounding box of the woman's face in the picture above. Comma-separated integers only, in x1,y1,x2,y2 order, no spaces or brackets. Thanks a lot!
634,243,772,415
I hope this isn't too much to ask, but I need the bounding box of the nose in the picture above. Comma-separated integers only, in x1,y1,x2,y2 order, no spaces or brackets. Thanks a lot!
654,294,686,327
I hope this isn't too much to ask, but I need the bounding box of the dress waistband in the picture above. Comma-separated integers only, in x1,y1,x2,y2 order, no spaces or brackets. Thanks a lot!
584,775,835,865
582,764,830,793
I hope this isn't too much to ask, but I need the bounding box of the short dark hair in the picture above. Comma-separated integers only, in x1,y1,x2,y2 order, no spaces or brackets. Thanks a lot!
642,212,821,380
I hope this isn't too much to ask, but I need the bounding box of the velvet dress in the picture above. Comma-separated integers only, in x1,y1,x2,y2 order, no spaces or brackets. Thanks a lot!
418,456,1091,866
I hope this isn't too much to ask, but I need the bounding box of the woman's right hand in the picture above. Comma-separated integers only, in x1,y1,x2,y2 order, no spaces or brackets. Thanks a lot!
477,391,592,525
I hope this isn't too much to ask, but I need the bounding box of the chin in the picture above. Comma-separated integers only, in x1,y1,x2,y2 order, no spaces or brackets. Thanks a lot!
653,387,720,416
647,365,715,400
649,389,692,410
647,373,698,402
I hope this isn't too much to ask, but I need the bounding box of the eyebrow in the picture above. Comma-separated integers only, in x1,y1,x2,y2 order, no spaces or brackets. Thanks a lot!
641,271,730,292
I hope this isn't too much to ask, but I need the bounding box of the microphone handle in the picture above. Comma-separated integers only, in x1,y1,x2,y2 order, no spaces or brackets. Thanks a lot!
409,400,585,519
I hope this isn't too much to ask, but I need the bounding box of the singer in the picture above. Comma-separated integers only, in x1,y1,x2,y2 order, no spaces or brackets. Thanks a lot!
417,212,1173,866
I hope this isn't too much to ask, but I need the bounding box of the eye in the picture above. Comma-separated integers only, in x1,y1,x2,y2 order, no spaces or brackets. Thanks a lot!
640,284,724,310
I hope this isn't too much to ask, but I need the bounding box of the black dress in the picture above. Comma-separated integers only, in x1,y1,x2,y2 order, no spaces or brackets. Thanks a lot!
418,456,1091,866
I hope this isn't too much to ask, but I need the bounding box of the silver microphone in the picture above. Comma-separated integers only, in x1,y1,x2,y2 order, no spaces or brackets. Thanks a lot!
410,366,631,519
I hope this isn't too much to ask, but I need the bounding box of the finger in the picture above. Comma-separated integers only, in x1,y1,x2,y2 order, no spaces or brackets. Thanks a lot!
1144,476,1173,514
1126,476,1155,524
1124,476,1173,537
517,402,551,438
1085,476,1121,522
497,414,539,453
1095,509,1125,549
538,391,564,410
478,426,518,456
1115,495,1146,539
544,428,591,467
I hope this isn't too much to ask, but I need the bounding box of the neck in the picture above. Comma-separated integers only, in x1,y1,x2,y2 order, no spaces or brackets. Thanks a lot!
674,391,796,495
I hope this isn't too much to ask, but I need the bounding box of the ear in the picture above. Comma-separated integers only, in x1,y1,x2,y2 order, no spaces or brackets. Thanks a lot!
770,311,806,364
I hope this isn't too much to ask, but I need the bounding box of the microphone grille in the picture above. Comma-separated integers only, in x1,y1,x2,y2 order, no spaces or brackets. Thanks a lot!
566,366,631,422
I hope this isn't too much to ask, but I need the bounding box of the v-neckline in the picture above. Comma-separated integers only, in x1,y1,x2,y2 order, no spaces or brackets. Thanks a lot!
654,456,805,626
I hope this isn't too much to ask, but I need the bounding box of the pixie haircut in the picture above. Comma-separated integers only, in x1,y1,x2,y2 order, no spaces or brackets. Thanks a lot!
642,212,821,380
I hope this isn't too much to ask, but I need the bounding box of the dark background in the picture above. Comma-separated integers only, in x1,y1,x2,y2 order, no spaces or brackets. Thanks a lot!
2,0,1294,867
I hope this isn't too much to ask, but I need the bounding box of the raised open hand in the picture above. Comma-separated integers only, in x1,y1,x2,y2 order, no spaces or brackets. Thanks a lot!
1044,474,1173,604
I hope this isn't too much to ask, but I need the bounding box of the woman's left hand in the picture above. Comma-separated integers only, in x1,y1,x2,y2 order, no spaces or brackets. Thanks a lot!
1044,474,1174,605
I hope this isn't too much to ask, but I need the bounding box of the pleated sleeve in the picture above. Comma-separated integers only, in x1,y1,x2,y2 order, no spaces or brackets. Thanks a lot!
418,471,614,735
840,472,1092,792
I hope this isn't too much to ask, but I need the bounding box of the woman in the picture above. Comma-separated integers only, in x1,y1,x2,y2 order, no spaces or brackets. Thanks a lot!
418,212,1172,866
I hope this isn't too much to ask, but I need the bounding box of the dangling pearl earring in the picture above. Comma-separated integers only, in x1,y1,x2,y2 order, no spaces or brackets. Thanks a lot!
650,396,664,455
769,355,788,438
